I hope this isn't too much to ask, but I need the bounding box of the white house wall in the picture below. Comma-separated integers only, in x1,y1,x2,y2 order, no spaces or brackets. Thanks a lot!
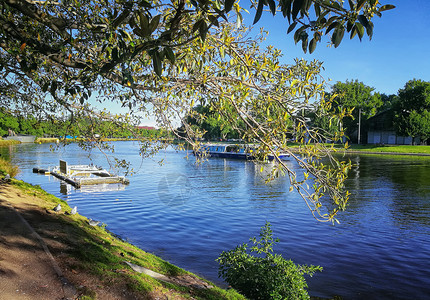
367,131,416,145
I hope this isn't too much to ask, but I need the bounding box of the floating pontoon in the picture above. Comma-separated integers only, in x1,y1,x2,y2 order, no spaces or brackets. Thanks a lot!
33,160,129,188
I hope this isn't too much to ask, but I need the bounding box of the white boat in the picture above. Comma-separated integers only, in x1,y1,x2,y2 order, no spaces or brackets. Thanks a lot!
194,144,289,160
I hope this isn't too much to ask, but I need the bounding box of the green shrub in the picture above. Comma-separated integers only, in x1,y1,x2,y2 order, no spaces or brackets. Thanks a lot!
217,222,322,300
0,157,20,178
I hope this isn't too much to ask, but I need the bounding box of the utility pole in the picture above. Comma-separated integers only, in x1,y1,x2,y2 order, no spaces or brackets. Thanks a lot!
358,108,361,144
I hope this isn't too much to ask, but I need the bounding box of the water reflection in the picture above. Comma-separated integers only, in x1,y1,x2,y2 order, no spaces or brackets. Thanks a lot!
59,181,127,195
343,155,430,229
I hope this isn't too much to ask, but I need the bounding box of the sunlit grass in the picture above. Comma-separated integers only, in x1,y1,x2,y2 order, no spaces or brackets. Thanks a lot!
0,139,20,146
346,144,430,154
34,137,59,144
0,157,20,177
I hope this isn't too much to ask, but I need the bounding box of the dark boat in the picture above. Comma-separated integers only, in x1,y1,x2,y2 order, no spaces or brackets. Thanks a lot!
194,144,289,160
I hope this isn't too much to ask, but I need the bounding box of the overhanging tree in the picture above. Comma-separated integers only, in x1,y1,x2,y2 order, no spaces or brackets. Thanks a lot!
0,0,395,222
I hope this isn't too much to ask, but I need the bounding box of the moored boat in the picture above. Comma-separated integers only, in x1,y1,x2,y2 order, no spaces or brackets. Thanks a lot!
194,143,289,160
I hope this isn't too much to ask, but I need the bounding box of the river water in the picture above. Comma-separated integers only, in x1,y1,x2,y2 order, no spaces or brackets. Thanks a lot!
1,142,430,299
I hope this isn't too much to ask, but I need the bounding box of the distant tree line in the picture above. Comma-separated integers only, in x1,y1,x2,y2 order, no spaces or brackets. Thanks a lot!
185,79,430,144
0,108,167,139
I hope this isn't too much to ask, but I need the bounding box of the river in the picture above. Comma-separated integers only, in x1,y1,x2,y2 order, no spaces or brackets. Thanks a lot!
1,141,430,299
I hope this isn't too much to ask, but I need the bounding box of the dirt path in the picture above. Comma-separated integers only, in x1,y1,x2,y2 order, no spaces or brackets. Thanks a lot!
0,184,72,300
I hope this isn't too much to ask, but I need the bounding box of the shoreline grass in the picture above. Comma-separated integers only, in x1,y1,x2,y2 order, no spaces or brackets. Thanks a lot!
0,139,21,146
0,157,20,177
341,144,430,155
34,137,60,144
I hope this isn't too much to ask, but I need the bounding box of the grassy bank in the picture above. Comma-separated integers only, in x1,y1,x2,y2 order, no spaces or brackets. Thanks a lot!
285,142,430,156
344,144,430,155
0,174,244,299
0,139,20,146
34,137,60,143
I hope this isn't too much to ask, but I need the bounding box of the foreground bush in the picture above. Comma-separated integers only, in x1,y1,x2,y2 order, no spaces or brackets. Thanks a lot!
0,157,20,178
217,222,322,300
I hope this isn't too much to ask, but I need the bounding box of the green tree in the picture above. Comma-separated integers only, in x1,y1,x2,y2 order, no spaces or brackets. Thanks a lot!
329,79,382,143
380,93,397,111
185,104,243,140
0,109,19,136
0,0,395,221
393,79,430,143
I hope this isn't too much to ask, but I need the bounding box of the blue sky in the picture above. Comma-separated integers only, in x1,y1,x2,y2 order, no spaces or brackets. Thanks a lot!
117,0,430,126
242,0,430,95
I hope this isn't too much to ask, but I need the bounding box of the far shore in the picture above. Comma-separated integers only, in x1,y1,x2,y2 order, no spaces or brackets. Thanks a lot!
2,138,430,157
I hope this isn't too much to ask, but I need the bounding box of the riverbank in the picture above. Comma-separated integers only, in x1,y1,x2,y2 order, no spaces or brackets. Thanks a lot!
0,178,245,300
4,137,430,156
343,144,430,155
286,143,430,156
0,138,20,146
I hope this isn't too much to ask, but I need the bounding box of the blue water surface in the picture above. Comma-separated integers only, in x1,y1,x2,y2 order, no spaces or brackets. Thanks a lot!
2,142,430,299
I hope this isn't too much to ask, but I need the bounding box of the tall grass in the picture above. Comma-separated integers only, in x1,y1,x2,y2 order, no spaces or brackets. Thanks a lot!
34,137,59,144
0,157,20,177
0,139,20,146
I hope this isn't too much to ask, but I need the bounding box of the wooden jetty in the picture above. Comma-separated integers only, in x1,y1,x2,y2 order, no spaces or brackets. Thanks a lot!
33,160,129,188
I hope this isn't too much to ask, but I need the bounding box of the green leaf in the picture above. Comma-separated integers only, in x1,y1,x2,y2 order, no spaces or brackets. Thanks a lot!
357,0,366,10
225,0,235,13
346,20,354,32
149,15,161,33
366,21,374,40
50,81,57,95
281,0,292,21
301,32,308,53
332,26,345,48
208,15,219,27
379,4,396,12
350,25,357,39
325,21,339,34
42,82,49,93
287,21,297,34
293,27,305,44
292,0,304,20
112,47,119,60
309,38,316,53
193,19,203,33
164,47,175,63
198,20,208,41
314,2,321,17
355,22,364,40
267,0,276,15
152,51,162,76
253,0,264,24
139,11,148,28
357,15,369,28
